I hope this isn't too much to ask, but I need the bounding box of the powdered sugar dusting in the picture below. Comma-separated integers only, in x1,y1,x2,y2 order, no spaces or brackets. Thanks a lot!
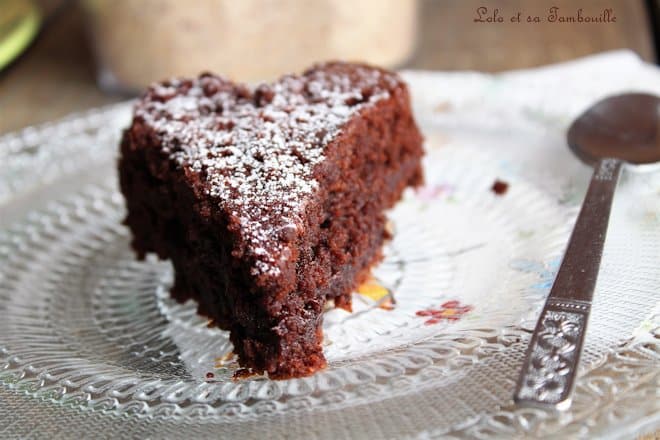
133,63,399,277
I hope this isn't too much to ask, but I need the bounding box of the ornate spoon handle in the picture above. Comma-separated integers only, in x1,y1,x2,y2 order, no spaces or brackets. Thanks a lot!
514,158,623,410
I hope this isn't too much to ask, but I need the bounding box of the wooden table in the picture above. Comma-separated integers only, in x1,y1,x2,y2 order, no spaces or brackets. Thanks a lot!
0,0,655,134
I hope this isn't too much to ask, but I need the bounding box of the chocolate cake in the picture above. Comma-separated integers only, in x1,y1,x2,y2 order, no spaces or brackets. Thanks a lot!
119,62,424,378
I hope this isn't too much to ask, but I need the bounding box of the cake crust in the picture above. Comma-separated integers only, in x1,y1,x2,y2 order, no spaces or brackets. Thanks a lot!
119,62,423,378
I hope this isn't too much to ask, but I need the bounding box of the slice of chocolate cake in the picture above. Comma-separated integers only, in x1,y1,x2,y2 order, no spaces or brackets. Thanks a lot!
119,62,423,378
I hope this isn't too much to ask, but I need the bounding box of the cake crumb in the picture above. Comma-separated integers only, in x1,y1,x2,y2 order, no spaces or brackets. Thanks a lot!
491,179,509,195
233,368,258,380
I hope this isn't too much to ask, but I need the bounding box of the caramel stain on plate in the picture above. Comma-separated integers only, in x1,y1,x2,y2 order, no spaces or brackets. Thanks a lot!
214,352,236,368
357,277,395,310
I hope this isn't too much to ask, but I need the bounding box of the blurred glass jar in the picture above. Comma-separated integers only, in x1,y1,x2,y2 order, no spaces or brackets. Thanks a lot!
82,0,418,93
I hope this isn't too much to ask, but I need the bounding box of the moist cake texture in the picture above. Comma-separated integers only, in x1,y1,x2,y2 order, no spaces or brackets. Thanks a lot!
119,62,424,378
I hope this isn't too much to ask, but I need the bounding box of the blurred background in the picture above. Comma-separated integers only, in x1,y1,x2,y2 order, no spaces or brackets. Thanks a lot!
0,0,657,133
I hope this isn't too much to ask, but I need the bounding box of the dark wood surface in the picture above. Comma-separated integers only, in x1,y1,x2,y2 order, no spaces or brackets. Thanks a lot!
0,0,655,133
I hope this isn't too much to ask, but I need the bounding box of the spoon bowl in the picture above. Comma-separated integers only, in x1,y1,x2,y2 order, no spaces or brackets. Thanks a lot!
567,93,660,166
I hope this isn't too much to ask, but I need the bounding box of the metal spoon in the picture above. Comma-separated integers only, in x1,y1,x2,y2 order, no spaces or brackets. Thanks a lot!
514,93,660,410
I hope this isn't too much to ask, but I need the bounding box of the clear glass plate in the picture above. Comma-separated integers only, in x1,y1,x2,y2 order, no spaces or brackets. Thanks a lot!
0,67,658,438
